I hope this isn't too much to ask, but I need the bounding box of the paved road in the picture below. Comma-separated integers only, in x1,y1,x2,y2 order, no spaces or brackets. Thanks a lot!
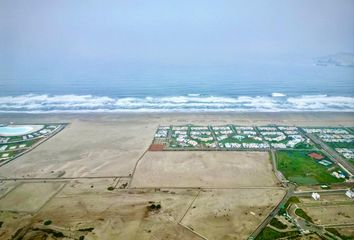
270,149,288,186
248,184,295,240
288,205,342,240
294,189,348,196
304,132,354,176
248,187,351,240
0,176,130,181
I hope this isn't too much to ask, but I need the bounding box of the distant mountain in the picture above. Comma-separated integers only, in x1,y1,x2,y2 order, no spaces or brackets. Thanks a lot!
315,53,354,67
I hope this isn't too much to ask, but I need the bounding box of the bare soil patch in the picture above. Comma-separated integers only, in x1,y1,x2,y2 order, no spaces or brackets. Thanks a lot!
131,151,278,188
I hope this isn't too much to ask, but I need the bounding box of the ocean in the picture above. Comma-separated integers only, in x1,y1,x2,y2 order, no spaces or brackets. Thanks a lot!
1,62,353,112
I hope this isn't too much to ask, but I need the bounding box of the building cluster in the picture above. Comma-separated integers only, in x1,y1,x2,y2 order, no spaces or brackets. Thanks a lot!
153,124,313,150
303,128,349,134
304,128,353,161
154,126,169,138
335,148,354,159
0,137,9,144
304,128,353,143
314,189,354,200
331,170,346,179
257,126,309,149
0,124,61,162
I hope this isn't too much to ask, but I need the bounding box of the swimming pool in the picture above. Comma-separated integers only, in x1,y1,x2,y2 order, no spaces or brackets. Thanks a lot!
0,125,43,136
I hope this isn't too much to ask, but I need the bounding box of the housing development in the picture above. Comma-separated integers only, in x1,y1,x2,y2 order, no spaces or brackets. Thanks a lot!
303,127,354,163
153,125,316,151
0,124,66,166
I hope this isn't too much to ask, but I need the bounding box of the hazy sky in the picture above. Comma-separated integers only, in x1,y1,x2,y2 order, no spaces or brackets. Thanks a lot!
1,0,354,76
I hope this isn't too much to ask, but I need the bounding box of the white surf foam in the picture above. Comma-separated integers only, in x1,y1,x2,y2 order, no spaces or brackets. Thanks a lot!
271,92,287,97
0,94,353,112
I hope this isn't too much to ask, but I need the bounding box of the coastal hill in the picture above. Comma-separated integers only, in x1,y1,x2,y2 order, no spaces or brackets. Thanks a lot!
315,52,354,67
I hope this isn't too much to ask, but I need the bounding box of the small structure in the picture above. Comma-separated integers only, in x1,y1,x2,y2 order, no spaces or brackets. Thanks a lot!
332,171,346,179
311,192,320,200
149,144,164,151
318,160,332,167
308,152,325,160
345,189,354,199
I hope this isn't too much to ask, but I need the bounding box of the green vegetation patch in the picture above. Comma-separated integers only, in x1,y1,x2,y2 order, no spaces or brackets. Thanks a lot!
293,142,314,150
78,227,94,232
276,150,344,185
256,227,299,240
43,220,52,225
107,186,114,191
270,218,287,230
295,208,313,223
147,202,161,211
279,196,300,215
326,141,354,150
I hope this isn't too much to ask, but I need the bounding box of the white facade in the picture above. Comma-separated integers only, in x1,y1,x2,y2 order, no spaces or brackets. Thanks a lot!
345,190,354,199
311,192,320,200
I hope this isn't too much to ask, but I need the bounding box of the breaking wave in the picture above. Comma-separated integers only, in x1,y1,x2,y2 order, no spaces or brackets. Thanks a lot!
0,94,353,112
271,92,287,97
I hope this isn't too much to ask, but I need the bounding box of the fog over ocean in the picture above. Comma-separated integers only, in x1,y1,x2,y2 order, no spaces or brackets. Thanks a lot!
1,1,353,112
0,62,353,112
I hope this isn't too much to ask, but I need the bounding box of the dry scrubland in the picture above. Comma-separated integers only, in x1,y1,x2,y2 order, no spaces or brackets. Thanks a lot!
0,179,284,240
0,113,353,239
303,205,354,225
181,189,284,240
298,194,354,227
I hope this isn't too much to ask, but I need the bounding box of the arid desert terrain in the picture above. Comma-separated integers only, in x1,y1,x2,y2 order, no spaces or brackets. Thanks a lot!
0,112,353,240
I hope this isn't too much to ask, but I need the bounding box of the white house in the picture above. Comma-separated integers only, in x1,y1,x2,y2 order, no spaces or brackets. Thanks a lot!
311,192,320,200
345,190,354,199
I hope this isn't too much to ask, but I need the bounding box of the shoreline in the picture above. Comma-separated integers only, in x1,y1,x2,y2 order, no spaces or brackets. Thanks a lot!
0,111,353,128
0,111,354,117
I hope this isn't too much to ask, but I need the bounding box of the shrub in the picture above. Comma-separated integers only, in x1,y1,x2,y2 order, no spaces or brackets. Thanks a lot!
43,220,52,226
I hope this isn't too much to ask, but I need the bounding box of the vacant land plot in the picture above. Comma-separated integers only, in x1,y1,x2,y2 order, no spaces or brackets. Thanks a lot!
276,150,344,185
0,182,65,212
131,151,278,188
18,187,200,240
182,189,285,240
0,185,285,240
328,227,354,239
302,205,354,225
0,119,157,178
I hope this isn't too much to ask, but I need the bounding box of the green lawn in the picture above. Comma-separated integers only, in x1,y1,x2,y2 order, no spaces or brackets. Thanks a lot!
276,150,344,185
295,208,313,223
326,141,354,148
293,142,314,150
269,218,287,230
